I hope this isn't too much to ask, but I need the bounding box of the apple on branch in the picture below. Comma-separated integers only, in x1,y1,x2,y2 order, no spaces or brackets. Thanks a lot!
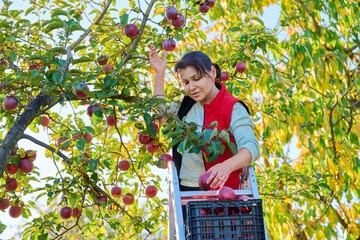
124,24,138,38
111,186,122,197
87,105,100,117
162,39,176,52
97,55,109,65
41,116,50,127
3,96,18,111
235,62,246,73
74,82,90,100
171,14,185,28
166,6,178,20
122,193,134,205
118,160,130,171
9,205,22,218
60,207,72,220
199,3,210,13
5,178,18,191
145,185,157,198
0,199,10,210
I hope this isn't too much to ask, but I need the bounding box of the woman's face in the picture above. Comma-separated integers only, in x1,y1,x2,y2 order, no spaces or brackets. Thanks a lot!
178,65,218,106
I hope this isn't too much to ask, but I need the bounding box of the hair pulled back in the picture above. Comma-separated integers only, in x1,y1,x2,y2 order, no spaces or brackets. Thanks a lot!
175,51,221,81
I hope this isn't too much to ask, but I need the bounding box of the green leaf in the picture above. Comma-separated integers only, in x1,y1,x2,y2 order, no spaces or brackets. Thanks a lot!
350,132,359,147
72,56,93,64
203,129,213,142
0,221,6,234
10,52,16,61
164,131,183,141
168,137,182,151
44,21,65,33
76,138,87,150
227,142,238,155
48,47,67,53
89,159,98,171
29,121,39,133
120,13,129,27
28,54,46,61
86,208,94,221
38,233,48,240
52,9,67,17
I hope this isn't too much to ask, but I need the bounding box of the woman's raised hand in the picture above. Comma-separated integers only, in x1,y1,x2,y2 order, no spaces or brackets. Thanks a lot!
149,44,167,74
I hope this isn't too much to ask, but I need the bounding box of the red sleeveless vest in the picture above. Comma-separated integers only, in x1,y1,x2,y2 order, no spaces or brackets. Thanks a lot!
202,82,249,190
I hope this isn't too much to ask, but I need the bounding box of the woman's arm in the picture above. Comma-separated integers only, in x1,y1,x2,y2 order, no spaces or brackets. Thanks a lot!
149,44,167,99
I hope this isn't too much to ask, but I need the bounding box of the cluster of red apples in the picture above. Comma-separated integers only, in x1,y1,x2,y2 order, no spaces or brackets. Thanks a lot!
58,157,158,219
1,148,37,218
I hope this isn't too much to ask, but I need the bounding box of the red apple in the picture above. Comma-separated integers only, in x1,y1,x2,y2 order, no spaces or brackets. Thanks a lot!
0,199,10,210
138,134,151,144
214,207,225,216
103,64,114,72
118,160,130,171
111,186,122,197
72,207,80,218
217,186,236,200
41,116,50,127
145,185,157,198
25,150,36,160
171,14,185,28
83,133,92,144
221,72,229,81
96,195,108,207
208,0,215,7
19,159,34,173
3,97,18,111
200,208,211,216
236,195,252,214
124,24,138,38
97,55,109,65
166,6,178,20
162,39,176,52
235,62,246,73
74,82,89,100
198,172,211,191
122,193,134,205
199,3,210,13
87,105,99,117
146,143,159,153
9,205,22,218
5,178,18,191
5,163,18,174
159,154,173,169
107,115,115,126
60,206,72,219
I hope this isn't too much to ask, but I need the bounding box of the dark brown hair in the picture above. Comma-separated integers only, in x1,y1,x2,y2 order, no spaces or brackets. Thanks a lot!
175,51,221,81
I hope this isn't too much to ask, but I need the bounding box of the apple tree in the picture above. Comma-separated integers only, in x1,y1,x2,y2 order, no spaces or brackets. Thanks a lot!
1,0,360,239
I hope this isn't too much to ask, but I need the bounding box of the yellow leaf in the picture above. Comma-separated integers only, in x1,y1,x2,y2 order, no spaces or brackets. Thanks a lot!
327,158,339,175
154,7,165,15
339,155,355,178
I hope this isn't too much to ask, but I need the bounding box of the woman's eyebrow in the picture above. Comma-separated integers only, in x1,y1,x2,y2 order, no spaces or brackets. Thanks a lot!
181,73,201,81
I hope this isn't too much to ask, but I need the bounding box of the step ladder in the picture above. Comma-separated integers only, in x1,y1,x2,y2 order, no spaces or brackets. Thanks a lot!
167,161,268,240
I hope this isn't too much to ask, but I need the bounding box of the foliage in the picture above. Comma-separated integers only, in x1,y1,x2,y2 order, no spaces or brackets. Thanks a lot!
0,0,359,239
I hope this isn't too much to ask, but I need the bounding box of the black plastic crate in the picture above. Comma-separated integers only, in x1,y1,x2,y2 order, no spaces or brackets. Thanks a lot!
185,199,266,240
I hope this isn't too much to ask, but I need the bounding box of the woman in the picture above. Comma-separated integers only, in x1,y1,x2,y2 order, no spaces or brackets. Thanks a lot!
149,44,260,191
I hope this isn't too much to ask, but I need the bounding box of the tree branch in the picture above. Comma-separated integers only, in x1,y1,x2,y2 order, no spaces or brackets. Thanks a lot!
21,133,72,166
